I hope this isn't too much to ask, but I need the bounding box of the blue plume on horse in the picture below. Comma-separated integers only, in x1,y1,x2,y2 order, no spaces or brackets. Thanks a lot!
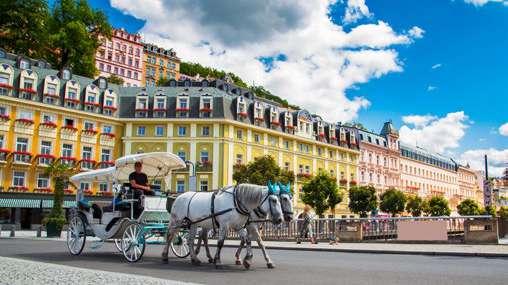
267,180,277,195
278,182,291,195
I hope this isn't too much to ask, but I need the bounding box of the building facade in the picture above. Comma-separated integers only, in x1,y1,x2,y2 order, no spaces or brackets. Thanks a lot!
95,29,143,87
457,165,483,206
142,43,181,87
357,122,401,194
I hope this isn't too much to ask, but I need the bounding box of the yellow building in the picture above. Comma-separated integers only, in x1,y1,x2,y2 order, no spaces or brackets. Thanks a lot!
142,43,180,87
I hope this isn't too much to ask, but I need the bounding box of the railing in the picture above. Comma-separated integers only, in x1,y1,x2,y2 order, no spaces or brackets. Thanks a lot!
227,216,493,243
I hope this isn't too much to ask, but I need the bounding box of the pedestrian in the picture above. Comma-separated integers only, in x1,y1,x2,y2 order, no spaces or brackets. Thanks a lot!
296,205,317,244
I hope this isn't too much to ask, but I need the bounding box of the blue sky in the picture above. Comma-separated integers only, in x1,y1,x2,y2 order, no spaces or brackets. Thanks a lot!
87,0,507,175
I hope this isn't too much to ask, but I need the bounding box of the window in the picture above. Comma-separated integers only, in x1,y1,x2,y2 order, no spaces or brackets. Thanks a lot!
284,141,290,149
42,113,55,123
137,126,146,136
284,162,290,172
13,171,25,187
200,151,209,163
37,173,49,188
101,149,111,162
305,165,310,174
102,125,113,134
62,144,73,157
105,96,114,107
236,130,243,140
0,135,4,149
200,180,208,192
19,59,30,70
99,183,109,192
155,97,165,109
177,151,186,161
82,146,92,160
62,69,71,80
46,83,57,95
236,154,243,164
80,182,90,191
40,141,51,155
64,118,74,127
178,126,186,136
201,126,210,136
254,134,260,143
84,121,95,131
16,137,28,152
18,110,32,120
155,126,164,136
177,180,185,193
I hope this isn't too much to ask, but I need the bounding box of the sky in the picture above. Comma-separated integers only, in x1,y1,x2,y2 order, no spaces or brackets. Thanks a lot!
86,0,508,176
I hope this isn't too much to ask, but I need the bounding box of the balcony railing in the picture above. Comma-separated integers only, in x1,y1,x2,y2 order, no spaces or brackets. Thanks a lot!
36,154,56,166
60,156,76,166
13,151,32,164
196,161,212,172
33,187,52,194
0,149,10,162
97,161,115,168
79,159,96,170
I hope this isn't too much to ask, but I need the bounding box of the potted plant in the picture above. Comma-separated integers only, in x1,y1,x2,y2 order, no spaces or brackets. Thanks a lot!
44,162,75,237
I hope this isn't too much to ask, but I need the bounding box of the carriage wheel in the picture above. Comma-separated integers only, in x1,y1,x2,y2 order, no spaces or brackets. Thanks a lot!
170,230,190,258
66,215,86,255
114,239,123,252
122,223,146,263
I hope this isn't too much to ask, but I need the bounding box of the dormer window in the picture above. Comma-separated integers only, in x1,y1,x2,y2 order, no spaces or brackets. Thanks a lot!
329,126,336,141
0,64,14,96
62,69,71,80
85,92,98,112
200,95,213,118
98,77,107,89
154,95,167,118
176,95,190,117
135,94,148,118
270,107,279,127
254,102,264,124
103,90,117,116
19,70,38,101
237,97,247,119
43,75,60,104
64,80,80,109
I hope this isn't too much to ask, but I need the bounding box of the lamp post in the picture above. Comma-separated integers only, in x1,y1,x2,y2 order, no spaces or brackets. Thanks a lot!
186,160,197,192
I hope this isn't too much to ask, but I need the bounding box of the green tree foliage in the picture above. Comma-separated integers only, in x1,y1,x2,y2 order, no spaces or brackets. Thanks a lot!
379,188,407,217
157,76,171,86
405,195,424,217
426,196,451,216
107,74,124,85
180,62,300,109
44,162,75,229
342,121,367,130
348,185,377,218
457,199,482,216
47,0,112,77
232,155,294,186
301,172,343,216
483,205,497,217
0,0,50,58
498,206,508,219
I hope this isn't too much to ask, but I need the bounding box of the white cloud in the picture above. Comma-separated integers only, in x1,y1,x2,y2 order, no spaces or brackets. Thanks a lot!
431,63,442,69
399,111,469,153
459,148,508,177
499,122,508,136
427,85,437,91
343,0,372,24
463,0,508,7
111,0,423,122
408,26,425,39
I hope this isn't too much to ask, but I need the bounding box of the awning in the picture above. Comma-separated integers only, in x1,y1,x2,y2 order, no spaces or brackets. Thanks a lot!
41,200,77,209
0,199,42,208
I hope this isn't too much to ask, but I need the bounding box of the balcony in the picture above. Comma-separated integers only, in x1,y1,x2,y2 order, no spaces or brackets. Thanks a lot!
153,108,167,118
14,118,34,127
7,186,29,193
43,93,60,104
196,161,212,172
135,108,149,118
200,107,212,118
60,156,76,167
79,159,97,170
64,98,81,109
39,121,57,129
97,160,115,168
36,154,56,166
0,149,10,163
81,128,98,136
103,105,117,116
12,151,32,164
33,187,52,194
84,101,101,113
175,107,190,117
18,88,38,100
0,83,14,96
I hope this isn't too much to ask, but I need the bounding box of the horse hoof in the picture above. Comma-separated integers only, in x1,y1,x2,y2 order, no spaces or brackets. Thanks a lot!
235,260,242,265
267,263,275,269
208,258,214,264
191,259,201,266
243,260,251,270
162,258,168,264
215,263,222,269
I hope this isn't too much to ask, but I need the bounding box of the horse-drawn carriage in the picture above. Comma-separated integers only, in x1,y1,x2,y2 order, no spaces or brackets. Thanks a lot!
66,152,191,262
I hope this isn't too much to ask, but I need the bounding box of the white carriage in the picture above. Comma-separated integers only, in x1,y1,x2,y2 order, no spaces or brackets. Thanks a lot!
66,152,190,262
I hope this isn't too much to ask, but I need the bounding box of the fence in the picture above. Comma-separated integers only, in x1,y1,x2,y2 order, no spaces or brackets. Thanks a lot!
228,216,494,243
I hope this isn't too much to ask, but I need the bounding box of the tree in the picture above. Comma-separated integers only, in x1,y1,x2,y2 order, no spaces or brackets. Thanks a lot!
405,195,424,217
232,155,294,186
483,205,497,217
0,0,50,58
157,76,170,86
44,161,75,236
47,0,112,77
301,172,343,217
426,196,451,216
379,188,406,217
498,206,508,219
108,74,124,85
457,199,482,216
348,185,377,218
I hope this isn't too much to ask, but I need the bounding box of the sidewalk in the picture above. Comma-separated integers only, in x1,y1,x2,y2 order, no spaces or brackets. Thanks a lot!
3,230,508,258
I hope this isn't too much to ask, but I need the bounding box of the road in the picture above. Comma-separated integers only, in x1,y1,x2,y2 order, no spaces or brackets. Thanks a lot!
0,238,507,285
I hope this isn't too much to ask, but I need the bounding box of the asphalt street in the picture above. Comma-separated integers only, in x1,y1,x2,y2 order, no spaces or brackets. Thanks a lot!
0,238,507,285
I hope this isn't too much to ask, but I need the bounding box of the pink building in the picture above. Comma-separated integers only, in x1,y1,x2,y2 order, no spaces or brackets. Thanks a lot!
358,121,401,194
95,28,143,87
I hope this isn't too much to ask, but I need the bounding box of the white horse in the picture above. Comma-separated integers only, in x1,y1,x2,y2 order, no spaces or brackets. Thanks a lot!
162,184,284,268
232,181,294,268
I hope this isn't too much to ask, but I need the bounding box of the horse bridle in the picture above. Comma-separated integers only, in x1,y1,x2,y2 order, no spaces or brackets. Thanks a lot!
252,192,279,220
279,193,294,217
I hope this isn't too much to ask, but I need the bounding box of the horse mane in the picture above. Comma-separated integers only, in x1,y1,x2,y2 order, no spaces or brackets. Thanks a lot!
235,184,265,210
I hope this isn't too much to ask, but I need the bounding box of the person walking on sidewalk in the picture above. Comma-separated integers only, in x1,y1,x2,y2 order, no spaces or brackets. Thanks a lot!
297,205,317,244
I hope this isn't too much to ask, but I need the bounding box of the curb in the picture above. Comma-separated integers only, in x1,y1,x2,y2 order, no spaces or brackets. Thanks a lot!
215,243,508,258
